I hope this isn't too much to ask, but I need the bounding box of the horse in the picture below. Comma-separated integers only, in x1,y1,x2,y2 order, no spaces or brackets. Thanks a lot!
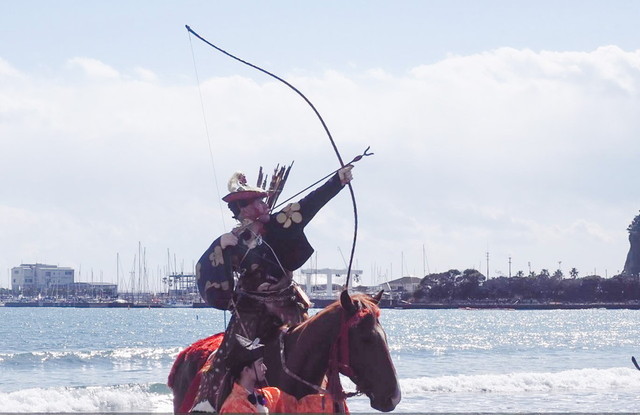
168,290,401,413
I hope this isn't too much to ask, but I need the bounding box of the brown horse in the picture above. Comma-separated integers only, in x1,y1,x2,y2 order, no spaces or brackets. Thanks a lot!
168,290,401,413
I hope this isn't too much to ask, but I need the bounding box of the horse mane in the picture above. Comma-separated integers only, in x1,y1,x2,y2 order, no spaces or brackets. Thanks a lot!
351,292,382,317
289,292,381,336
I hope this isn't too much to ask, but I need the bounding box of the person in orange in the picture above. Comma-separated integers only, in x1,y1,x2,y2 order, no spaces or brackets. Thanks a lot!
212,334,344,414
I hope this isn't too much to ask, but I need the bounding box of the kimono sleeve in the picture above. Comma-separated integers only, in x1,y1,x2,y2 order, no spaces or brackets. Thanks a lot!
195,236,237,310
296,172,344,227
266,173,345,271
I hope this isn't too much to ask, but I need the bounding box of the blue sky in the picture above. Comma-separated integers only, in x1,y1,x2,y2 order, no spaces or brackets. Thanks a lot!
5,1,640,76
2,1,640,290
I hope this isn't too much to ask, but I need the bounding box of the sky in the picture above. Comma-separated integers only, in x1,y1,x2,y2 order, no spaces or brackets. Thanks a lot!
1,1,640,291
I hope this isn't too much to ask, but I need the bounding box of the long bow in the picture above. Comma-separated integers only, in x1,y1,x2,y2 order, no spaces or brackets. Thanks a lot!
186,25,359,288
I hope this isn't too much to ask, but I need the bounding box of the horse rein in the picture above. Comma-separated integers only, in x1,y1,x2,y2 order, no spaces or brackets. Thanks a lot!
278,328,329,394
278,306,379,402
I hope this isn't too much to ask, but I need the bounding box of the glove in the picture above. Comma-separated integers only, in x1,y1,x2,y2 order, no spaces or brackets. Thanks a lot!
220,232,238,249
338,165,354,185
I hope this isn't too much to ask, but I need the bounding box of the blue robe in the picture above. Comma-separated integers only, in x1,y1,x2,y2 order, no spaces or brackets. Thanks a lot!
196,172,345,309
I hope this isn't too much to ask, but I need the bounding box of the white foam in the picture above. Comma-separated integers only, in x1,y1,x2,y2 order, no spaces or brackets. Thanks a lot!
0,347,180,364
399,367,638,395
0,383,173,412
2,368,636,412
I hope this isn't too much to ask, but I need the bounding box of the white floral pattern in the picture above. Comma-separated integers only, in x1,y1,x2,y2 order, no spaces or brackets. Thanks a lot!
276,203,303,229
209,246,224,267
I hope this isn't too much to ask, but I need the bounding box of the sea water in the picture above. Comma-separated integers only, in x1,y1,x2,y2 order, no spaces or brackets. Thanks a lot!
0,307,639,413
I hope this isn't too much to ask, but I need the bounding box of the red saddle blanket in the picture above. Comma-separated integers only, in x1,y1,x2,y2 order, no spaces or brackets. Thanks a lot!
168,332,224,413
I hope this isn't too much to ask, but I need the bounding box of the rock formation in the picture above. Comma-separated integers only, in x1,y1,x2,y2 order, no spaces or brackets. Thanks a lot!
622,211,640,276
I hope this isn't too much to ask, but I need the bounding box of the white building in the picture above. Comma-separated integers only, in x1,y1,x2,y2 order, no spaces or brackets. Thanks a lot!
376,276,422,293
11,263,75,291
299,268,363,297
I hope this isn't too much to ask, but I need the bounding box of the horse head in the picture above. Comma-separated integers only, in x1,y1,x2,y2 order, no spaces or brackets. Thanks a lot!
337,290,401,412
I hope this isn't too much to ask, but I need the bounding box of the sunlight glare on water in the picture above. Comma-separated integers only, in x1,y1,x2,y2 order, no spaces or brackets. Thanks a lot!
1,307,639,412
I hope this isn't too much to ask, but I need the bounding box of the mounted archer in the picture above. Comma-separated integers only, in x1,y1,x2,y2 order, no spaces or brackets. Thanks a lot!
191,164,354,411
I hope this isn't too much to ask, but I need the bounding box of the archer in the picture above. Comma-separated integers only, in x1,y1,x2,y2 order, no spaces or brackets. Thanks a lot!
190,165,354,411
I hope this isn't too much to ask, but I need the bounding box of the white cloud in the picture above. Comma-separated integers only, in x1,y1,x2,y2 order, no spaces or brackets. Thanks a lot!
134,67,158,83
1,46,639,289
66,57,120,79
0,58,21,77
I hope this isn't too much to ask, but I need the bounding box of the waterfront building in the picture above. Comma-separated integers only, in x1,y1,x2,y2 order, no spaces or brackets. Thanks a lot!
11,263,75,292
164,273,198,297
299,268,363,297
376,276,421,293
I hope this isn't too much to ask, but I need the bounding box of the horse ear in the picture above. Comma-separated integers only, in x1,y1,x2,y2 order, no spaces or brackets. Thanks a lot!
371,290,384,305
340,289,357,314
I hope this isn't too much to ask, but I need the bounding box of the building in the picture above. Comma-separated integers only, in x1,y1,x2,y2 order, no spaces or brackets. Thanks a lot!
376,276,422,293
300,268,364,297
165,273,198,297
11,263,75,292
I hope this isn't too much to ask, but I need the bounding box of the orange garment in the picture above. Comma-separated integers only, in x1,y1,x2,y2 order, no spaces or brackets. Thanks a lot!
219,382,347,414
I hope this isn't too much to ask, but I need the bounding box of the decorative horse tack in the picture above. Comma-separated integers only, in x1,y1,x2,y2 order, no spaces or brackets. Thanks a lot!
277,291,383,410
326,294,382,410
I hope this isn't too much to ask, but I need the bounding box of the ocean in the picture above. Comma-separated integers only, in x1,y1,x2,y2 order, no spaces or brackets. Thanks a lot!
1,306,639,413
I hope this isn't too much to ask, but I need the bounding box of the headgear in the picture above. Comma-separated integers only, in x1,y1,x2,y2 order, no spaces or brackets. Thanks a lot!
225,334,265,373
222,172,268,203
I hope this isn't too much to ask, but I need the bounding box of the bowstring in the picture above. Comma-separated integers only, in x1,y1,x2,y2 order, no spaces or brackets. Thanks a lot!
187,29,230,329
187,30,227,230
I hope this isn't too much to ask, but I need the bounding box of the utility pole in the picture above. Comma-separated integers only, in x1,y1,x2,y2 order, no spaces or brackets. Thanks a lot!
486,252,490,279
508,256,512,278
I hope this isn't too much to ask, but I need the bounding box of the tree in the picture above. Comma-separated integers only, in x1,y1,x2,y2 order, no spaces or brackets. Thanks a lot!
579,275,602,301
624,210,640,276
627,211,640,233
417,269,460,301
570,268,579,279
455,269,486,300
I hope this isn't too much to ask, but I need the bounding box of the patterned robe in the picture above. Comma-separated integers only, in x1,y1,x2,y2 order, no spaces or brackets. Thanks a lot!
191,173,346,411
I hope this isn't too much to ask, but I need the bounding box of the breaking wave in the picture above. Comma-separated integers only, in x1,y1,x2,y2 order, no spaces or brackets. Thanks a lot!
0,347,180,365
397,367,637,394
0,383,173,412
1,367,636,412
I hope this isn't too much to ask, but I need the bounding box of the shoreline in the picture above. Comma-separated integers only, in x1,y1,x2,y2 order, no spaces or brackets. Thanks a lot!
393,301,640,310
3,300,640,310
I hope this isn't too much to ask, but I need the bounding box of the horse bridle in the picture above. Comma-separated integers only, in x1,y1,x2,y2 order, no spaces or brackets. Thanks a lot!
278,328,329,394
278,306,379,400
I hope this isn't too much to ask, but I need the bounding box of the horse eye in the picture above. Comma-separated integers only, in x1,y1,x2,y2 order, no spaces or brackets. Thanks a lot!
358,328,377,344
